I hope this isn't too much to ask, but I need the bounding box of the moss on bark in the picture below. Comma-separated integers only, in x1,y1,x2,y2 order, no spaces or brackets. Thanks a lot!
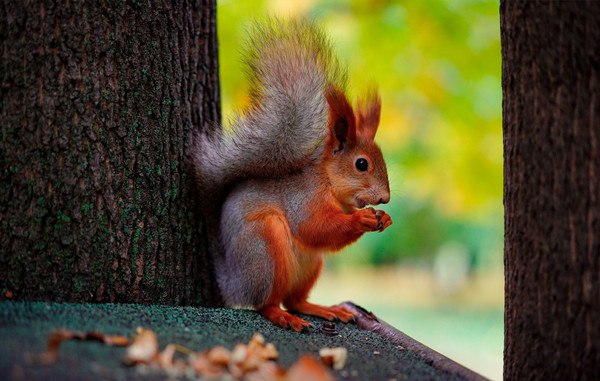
0,1,221,306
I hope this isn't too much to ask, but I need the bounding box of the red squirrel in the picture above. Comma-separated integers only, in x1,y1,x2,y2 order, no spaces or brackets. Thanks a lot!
191,18,392,331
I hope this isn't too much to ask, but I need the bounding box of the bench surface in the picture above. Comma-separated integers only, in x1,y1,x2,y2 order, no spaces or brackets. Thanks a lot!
0,301,476,380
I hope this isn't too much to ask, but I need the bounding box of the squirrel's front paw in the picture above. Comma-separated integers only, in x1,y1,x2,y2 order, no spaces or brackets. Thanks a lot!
373,209,393,232
352,208,380,232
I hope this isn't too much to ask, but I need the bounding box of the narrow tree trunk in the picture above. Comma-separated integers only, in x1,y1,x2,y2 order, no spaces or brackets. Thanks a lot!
502,1,600,378
0,1,221,306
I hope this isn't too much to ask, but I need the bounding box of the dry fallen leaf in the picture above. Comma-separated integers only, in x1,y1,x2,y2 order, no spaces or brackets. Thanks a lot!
123,327,158,365
206,345,231,366
285,355,336,381
188,352,225,378
228,343,249,378
248,333,279,361
156,343,176,368
231,343,249,364
32,329,130,365
319,347,348,370
245,360,286,381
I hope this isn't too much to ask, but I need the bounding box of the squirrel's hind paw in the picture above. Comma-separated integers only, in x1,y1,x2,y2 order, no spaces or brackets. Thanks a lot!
286,302,357,324
260,305,313,332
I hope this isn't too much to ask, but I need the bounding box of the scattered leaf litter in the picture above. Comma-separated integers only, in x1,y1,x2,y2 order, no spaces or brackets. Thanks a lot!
319,347,348,370
35,327,339,380
29,329,130,365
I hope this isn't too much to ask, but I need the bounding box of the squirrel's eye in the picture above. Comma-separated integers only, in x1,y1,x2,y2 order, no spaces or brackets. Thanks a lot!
355,158,369,172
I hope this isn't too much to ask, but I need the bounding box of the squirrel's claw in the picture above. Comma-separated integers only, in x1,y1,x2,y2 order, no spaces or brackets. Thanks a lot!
372,209,392,232
374,209,384,231
300,323,312,333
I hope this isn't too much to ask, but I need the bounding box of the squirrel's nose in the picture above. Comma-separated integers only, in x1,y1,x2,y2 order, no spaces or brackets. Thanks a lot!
378,192,390,205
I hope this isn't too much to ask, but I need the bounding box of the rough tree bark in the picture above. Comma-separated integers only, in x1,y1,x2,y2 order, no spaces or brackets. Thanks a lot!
0,1,221,306
502,1,600,379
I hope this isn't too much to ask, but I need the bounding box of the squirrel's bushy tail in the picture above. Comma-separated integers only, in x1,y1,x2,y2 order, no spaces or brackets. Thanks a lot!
191,17,347,195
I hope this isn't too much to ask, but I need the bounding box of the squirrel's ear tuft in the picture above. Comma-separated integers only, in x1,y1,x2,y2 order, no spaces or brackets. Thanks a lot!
325,85,356,152
356,89,381,141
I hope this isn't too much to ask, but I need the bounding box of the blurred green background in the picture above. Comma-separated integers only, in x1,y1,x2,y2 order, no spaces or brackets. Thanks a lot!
217,0,503,379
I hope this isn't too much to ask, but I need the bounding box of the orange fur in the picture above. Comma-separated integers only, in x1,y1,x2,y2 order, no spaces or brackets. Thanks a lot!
285,256,324,305
203,18,391,333
298,198,365,250
247,196,371,331
248,208,316,331
283,258,355,323
325,86,356,148
252,87,390,331
356,91,381,140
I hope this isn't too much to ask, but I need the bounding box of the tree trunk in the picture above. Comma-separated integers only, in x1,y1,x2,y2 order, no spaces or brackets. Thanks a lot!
0,1,222,306
502,1,600,379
